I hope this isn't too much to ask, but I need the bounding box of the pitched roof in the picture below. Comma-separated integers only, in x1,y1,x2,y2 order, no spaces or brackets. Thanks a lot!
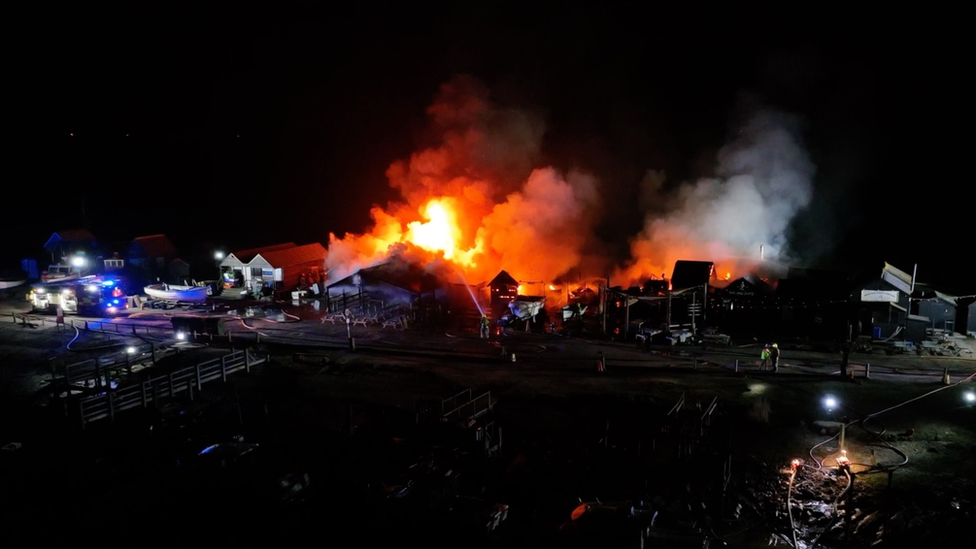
51,229,97,242
721,275,775,297
130,234,177,258
352,260,441,294
230,242,297,263
43,229,98,251
489,270,518,286
670,260,714,290
253,242,327,268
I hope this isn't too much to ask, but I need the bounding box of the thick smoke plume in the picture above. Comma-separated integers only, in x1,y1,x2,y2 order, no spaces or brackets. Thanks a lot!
327,75,815,291
614,109,815,286
326,75,602,286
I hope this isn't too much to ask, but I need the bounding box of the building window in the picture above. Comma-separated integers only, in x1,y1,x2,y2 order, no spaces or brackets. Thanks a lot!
104,259,124,269
251,267,263,277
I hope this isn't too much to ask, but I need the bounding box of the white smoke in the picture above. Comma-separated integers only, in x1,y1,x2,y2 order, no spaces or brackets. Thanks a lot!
617,108,815,283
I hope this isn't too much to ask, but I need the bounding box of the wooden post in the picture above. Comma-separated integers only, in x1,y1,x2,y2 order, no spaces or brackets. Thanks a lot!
865,363,870,379
168,372,175,399
221,355,228,382
188,377,194,401
734,359,739,373
195,363,202,392
107,389,115,422
141,382,148,408
245,351,251,373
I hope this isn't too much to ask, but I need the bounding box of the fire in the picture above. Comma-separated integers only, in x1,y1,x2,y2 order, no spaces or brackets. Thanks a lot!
404,198,482,267
324,75,791,290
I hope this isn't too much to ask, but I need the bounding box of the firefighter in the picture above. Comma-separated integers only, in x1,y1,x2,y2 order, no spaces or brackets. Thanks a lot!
760,344,770,371
770,343,781,372
480,314,490,339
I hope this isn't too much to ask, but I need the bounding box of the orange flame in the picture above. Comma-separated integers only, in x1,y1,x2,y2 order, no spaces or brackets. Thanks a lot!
405,198,483,267
324,75,770,290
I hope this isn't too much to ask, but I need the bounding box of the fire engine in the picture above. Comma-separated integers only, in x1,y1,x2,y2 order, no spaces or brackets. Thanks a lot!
27,275,128,315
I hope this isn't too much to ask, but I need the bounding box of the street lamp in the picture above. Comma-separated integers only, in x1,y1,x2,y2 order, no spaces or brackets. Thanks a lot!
964,391,975,405
214,251,225,283
823,395,838,412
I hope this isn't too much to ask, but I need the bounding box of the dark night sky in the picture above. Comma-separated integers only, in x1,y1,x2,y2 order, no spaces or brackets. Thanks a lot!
6,4,972,293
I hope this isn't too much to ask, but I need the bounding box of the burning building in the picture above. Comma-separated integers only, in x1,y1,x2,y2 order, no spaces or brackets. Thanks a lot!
325,260,444,322
317,75,819,337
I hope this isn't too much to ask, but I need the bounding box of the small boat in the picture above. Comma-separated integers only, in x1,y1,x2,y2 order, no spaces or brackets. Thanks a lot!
144,283,209,302
508,296,546,321
41,264,87,283
0,268,28,290
0,278,27,290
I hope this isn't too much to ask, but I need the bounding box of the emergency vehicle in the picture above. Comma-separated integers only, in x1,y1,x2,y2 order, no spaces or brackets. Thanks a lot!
27,275,128,315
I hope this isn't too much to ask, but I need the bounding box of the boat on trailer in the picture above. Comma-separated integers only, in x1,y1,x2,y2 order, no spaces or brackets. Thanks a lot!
144,283,209,302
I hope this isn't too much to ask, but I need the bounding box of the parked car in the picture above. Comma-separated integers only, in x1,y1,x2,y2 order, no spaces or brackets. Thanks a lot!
700,328,732,346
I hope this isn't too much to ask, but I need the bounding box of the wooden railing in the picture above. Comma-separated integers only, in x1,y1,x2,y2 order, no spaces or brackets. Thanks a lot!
9,313,174,336
76,349,266,429
442,389,493,423
51,342,173,386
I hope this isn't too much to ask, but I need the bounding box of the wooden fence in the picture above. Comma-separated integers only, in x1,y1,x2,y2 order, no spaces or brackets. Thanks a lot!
51,342,174,387
9,313,172,337
440,388,499,455
441,388,493,422
75,349,267,429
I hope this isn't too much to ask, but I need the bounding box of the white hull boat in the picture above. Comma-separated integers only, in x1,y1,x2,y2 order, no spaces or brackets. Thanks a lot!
144,283,209,302
41,264,86,283
0,278,27,290
508,296,546,320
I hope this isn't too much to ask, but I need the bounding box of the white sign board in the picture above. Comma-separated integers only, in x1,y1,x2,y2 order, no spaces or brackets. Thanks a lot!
861,289,899,303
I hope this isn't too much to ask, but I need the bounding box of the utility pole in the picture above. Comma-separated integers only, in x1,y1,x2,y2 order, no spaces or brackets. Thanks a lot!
666,285,672,338
602,277,609,335
701,284,707,328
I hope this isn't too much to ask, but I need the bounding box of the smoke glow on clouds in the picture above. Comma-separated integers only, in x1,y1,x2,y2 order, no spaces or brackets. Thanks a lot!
326,75,815,289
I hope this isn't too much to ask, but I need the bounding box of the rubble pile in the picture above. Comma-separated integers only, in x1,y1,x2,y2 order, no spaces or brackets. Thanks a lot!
720,457,975,548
